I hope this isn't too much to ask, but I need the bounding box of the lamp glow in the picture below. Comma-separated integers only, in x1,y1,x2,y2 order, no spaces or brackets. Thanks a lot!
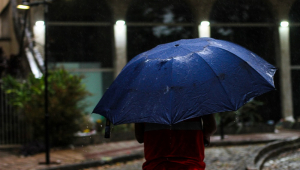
35,21,45,27
17,4,30,9
280,21,289,27
116,20,125,26
201,21,210,27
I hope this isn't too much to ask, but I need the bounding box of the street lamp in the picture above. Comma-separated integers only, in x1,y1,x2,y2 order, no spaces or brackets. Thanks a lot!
16,4,30,9
17,0,52,9
17,0,53,165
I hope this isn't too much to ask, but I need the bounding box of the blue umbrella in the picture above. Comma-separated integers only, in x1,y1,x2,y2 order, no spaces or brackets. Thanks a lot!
93,38,276,126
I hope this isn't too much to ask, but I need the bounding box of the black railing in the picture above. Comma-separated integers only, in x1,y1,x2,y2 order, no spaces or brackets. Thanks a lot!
0,80,31,145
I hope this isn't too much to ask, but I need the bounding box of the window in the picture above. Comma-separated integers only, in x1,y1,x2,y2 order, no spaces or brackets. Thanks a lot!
126,0,196,62
48,0,113,67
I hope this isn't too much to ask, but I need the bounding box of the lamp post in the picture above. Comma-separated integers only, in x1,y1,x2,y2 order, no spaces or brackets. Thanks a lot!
17,0,52,165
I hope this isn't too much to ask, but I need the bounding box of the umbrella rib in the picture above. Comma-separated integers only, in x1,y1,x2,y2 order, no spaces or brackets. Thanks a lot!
197,55,235,110
179,45,236,110
170,57,174,124
206,46,276,109
214,48,276,107
210,45,276,88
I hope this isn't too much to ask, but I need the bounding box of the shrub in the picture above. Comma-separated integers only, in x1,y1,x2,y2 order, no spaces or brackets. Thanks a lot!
215,99,264,127
2,69,91,146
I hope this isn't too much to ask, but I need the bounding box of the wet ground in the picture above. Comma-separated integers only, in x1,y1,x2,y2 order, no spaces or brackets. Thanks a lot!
262,148,300,170
86,144,265,170
2,130,300,170
204,144,264,169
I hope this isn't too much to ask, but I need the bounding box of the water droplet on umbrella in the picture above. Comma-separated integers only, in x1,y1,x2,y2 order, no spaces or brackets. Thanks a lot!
164,86,170,94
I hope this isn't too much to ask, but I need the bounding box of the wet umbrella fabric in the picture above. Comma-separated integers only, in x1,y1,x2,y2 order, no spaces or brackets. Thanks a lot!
93,37,276,125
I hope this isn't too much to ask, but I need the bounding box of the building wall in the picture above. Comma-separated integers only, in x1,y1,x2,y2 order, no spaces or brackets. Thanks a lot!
0,0,10,13
0,0,20,57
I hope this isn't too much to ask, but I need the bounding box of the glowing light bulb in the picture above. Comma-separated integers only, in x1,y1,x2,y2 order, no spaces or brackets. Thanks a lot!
116,20,125,26
280,21,289,27
201,21,210,27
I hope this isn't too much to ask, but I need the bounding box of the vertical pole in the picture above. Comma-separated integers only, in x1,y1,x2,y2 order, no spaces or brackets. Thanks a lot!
1,84,3,144
9,94,12,144
4,89,7,144
220,116,224,140
105,119,111,138
44,1,50,164
18,3,29,57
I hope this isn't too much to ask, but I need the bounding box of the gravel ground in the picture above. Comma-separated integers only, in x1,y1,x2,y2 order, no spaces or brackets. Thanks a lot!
86,144,265,170
204,144,264,170
262,148,300,170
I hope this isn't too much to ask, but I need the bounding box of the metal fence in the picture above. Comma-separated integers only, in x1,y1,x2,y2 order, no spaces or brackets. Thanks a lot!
0,80,30,146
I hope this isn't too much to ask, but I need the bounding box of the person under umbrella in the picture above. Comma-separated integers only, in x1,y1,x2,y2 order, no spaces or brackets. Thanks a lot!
93,38,276,170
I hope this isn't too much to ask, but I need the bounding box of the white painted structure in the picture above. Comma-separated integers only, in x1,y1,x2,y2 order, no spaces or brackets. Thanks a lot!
114,20,127,78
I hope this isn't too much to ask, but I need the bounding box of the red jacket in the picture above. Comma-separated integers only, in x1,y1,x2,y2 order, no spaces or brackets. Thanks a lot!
143,117,205,170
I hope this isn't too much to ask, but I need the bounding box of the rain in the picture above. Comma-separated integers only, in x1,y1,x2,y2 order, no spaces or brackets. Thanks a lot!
1,0,300,170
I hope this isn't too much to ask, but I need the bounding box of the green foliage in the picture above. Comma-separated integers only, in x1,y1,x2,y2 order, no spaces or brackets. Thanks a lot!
2,69,91,146
214,100,264,127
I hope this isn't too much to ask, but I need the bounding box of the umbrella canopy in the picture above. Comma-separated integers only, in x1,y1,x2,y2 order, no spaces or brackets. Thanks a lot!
93,38,276,125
